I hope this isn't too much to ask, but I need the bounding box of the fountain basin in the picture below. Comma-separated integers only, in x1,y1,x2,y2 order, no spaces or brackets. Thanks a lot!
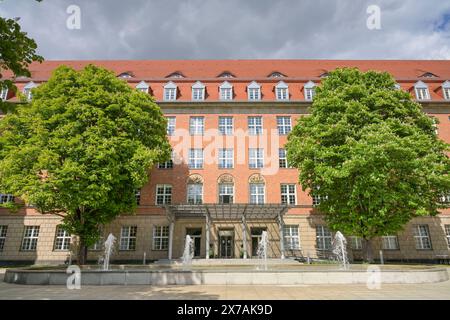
4,264,448,285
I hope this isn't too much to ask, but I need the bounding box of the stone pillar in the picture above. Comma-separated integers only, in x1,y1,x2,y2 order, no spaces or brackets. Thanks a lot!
168,220,174,260
278,214,285,259
205,214,210,259
242,215,248,259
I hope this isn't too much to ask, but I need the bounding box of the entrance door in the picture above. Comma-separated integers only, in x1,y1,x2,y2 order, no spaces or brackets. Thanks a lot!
186,228,202,257
251,227,267,257
219,230,234,258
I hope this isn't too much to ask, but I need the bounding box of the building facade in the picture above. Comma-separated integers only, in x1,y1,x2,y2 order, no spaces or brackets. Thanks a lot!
1,60,450,264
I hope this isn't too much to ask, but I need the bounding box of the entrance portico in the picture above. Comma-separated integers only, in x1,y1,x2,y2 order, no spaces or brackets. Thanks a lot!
165,204,288,260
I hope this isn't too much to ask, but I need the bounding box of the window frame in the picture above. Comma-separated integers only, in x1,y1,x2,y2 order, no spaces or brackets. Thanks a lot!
166,116,176,136
218,183,234,204
153,225,169,250
218,116,233,135
189,116,205,136
187,183,203,204
119,226,137,251
316,225,332,251
155,184,172,205
284,225,300,250
279,148,289,168
382,235,400,250
53,226,71,251
249,148,264,169
188,148,204,169
0,225,7,252
248,116,263,135
281,184,296,205
218,148,234,169
249,183,265,204
21,226,40,251
277,116,292,135
413,225,432,250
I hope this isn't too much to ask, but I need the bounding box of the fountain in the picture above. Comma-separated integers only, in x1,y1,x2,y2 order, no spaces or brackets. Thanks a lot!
103,233,116,271
332,231,349,270
181,235,194,267
256,231,269,270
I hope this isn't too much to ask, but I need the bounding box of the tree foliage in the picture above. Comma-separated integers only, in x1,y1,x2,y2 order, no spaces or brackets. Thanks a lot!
0,65,171,263
286,68,450,260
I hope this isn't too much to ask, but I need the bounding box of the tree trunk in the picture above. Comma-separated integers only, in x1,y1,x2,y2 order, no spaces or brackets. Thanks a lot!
363,238,374,263
77,237,88,265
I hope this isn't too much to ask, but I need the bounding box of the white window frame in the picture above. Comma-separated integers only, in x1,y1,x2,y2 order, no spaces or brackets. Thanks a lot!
247,81,261,100
218,183,234,204
153,225,169,250
250,183,265,204
163,82,177,101
414,81,430,100
248,116,263,135
382,235,399,250
442,81,450,100
136,81,149,93
0,194,14,204
0,225,7,251
277,116,291,135
414,225,432,250
316,225,332,250
281,184,296,205
304,81,316,101
445,225,450,248
249,148,264,169
21,226,40,251
119,226,137,251
23,82,37,100
219,81,233,100
219,116,233,135
349,236,362,250
284,225,300,250
189,116,204,135
158,151,174,169
279,148,289,168
187,183,203,204
166,116,176,136
275,81,289,100
0,88,8,101
54,226,71,251
188,148,203,169
135,189,141,205
218,148,234,169
192,81,205,101
156,184,172,205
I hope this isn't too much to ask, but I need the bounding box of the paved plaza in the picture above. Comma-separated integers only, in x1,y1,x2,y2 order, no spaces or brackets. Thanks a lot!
1,269,450,300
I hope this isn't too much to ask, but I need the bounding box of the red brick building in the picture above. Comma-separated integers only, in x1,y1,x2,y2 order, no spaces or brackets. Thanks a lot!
1,60,450,264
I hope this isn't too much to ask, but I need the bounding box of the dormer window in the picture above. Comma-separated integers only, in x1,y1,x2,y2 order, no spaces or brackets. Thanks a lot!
268,72,286,78
135,81,149,93
0,87,8,101
163,81,177,101
118,72,133,78
218,72,235,78
23,81,37,100
394,83,401,90
304,81,316,101
166,72,185,78
247,81,261,101
442,81,450,100
319,72,329,78
414,81,430,100
219,81,233,100
192,81,205,101
420,72,438,78
275,81,289,100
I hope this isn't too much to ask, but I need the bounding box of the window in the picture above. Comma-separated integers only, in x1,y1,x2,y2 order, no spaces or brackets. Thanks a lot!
218,72,235,78
268,72,285,78
135,189,141,205
192,81,205,101
189,117,204,135
219,81,233,100
275,81,289,100
281,184,296,205
414,81,430,100
153,226,169,250
218,148,233,169
0,88,8,101
284,225,300,250
21,226,40,251
158,151,174,169
277,116,291,135
312,194,322,206
350,236,362,250
249,148,264,169
381,235,399,250
188,148,203,169
445,225,450,248
414,225,432,250
316,225,332,250
219,116,233,135
23,82,37,100
166,117,176,136
187,183,203,204
443,81,450,100
279,148,289,168
0,194,14,204
118,72,133,78
250,183,265,204
167,72,184,78
304,81,316,101
248,116,263,135
156,184,172,205
136,81,149,93
247,81,261,100
54,226,71,251
0,226,7,251
120,226,137,251
219,183,234,204
163,82,177,101
430,117,438,135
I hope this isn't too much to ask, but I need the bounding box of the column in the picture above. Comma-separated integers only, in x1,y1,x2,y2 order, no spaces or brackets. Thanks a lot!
242,215,248,259
205,214,210,259
278,213,285,259
168,220,174,260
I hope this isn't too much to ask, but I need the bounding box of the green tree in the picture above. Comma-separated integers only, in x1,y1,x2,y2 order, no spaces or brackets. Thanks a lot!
286,68,450,262
0,15,43,111
0,65,171,264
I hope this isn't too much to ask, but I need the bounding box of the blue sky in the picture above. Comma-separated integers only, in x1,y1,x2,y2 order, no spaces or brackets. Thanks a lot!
1,0,450,60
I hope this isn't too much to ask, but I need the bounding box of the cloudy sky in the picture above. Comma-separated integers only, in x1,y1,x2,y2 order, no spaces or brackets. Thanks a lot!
1,0,450,60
